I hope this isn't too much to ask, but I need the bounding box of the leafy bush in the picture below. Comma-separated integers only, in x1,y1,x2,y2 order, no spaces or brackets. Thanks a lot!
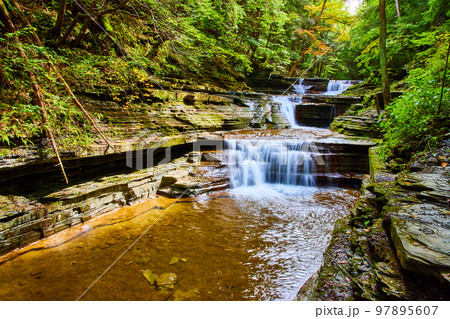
380,30,450,156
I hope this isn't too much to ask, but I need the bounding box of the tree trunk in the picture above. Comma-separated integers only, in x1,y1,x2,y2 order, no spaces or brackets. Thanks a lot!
379,0,391,108
395,0,401,18
317,0,328,22
287,57,304,78
287,44,310,77
438,39,450,114
71,0,99,47
7,0,117,154
71,16,92,47
56,13,81,47
51,0,66,36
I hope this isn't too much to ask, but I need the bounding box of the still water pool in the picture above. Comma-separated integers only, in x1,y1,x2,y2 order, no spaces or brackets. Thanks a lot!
0,185,358,300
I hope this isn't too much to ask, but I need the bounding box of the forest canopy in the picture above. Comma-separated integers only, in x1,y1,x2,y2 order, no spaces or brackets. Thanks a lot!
0,0,449,160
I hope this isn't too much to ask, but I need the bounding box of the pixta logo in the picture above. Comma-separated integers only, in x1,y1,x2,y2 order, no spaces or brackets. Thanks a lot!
125,132,224,170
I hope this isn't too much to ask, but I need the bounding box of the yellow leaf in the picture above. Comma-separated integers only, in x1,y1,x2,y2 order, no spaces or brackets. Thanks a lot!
441,162,447,167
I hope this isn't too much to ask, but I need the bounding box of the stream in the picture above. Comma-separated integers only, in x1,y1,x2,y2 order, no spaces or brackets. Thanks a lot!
0,81,363,300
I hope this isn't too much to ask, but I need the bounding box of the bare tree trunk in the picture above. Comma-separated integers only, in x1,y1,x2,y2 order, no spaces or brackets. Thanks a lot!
317,0,328,22
438,40,450,114
287,42,312,77
56,13,81,47
55,0,130,47
0,0,69,184
379,0,391,109
395,0,401,18
51,0,66,36
287,56,304,78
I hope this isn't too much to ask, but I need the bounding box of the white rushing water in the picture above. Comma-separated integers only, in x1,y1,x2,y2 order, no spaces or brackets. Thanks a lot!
225,139,316,188
272,95,302,128
323,80,354,95
293,78,309,94
271,79,310,128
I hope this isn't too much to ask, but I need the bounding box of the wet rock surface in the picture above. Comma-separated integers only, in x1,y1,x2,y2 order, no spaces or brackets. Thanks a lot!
0,145,234,255
390,203,450,282
156,153,230,198
330,114,381,138
0,166,171,254
295,95,363,128
296,218,354,300
0,83,254,190
298,141,450,300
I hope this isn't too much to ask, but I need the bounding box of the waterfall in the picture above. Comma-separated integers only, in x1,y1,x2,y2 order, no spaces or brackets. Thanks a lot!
271,79,310,128
245,100,256,111
226,139,316,188
324,80,353,95
293,78,309,94
272,96,302,128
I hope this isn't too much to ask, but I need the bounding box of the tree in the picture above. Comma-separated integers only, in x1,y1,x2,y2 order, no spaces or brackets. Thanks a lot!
287,0,327,77
395,0,401,18
51,0,66,36
55,0,130,48
379,0,390,108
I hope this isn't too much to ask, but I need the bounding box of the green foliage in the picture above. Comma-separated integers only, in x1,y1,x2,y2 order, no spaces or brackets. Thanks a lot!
0,30,94,153
379,31,450,156
335,0,450,160
2,0,449,160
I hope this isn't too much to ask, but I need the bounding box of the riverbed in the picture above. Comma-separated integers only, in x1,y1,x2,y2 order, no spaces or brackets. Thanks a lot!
0,183,358,300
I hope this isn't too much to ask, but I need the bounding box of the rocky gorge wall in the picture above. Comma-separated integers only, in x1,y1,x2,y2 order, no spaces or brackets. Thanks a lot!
296,141,450,300
0,76,299,255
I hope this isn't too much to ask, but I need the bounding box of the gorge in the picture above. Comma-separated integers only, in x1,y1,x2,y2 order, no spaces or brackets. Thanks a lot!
0,78,378,300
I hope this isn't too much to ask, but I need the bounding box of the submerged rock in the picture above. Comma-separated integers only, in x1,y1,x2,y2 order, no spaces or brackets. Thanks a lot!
156,273,178,290
143,270,158,285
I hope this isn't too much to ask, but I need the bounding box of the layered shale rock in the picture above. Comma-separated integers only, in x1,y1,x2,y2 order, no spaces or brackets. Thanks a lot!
296,95,363,128
0,166,169,254
297,142,450,300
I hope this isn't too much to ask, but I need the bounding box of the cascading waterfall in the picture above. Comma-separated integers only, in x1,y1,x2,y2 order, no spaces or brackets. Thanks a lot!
293,78,309,94
324,80,354,95
226,139,316,188
272,96,302,128
272,79,310,128
245,100,256,111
